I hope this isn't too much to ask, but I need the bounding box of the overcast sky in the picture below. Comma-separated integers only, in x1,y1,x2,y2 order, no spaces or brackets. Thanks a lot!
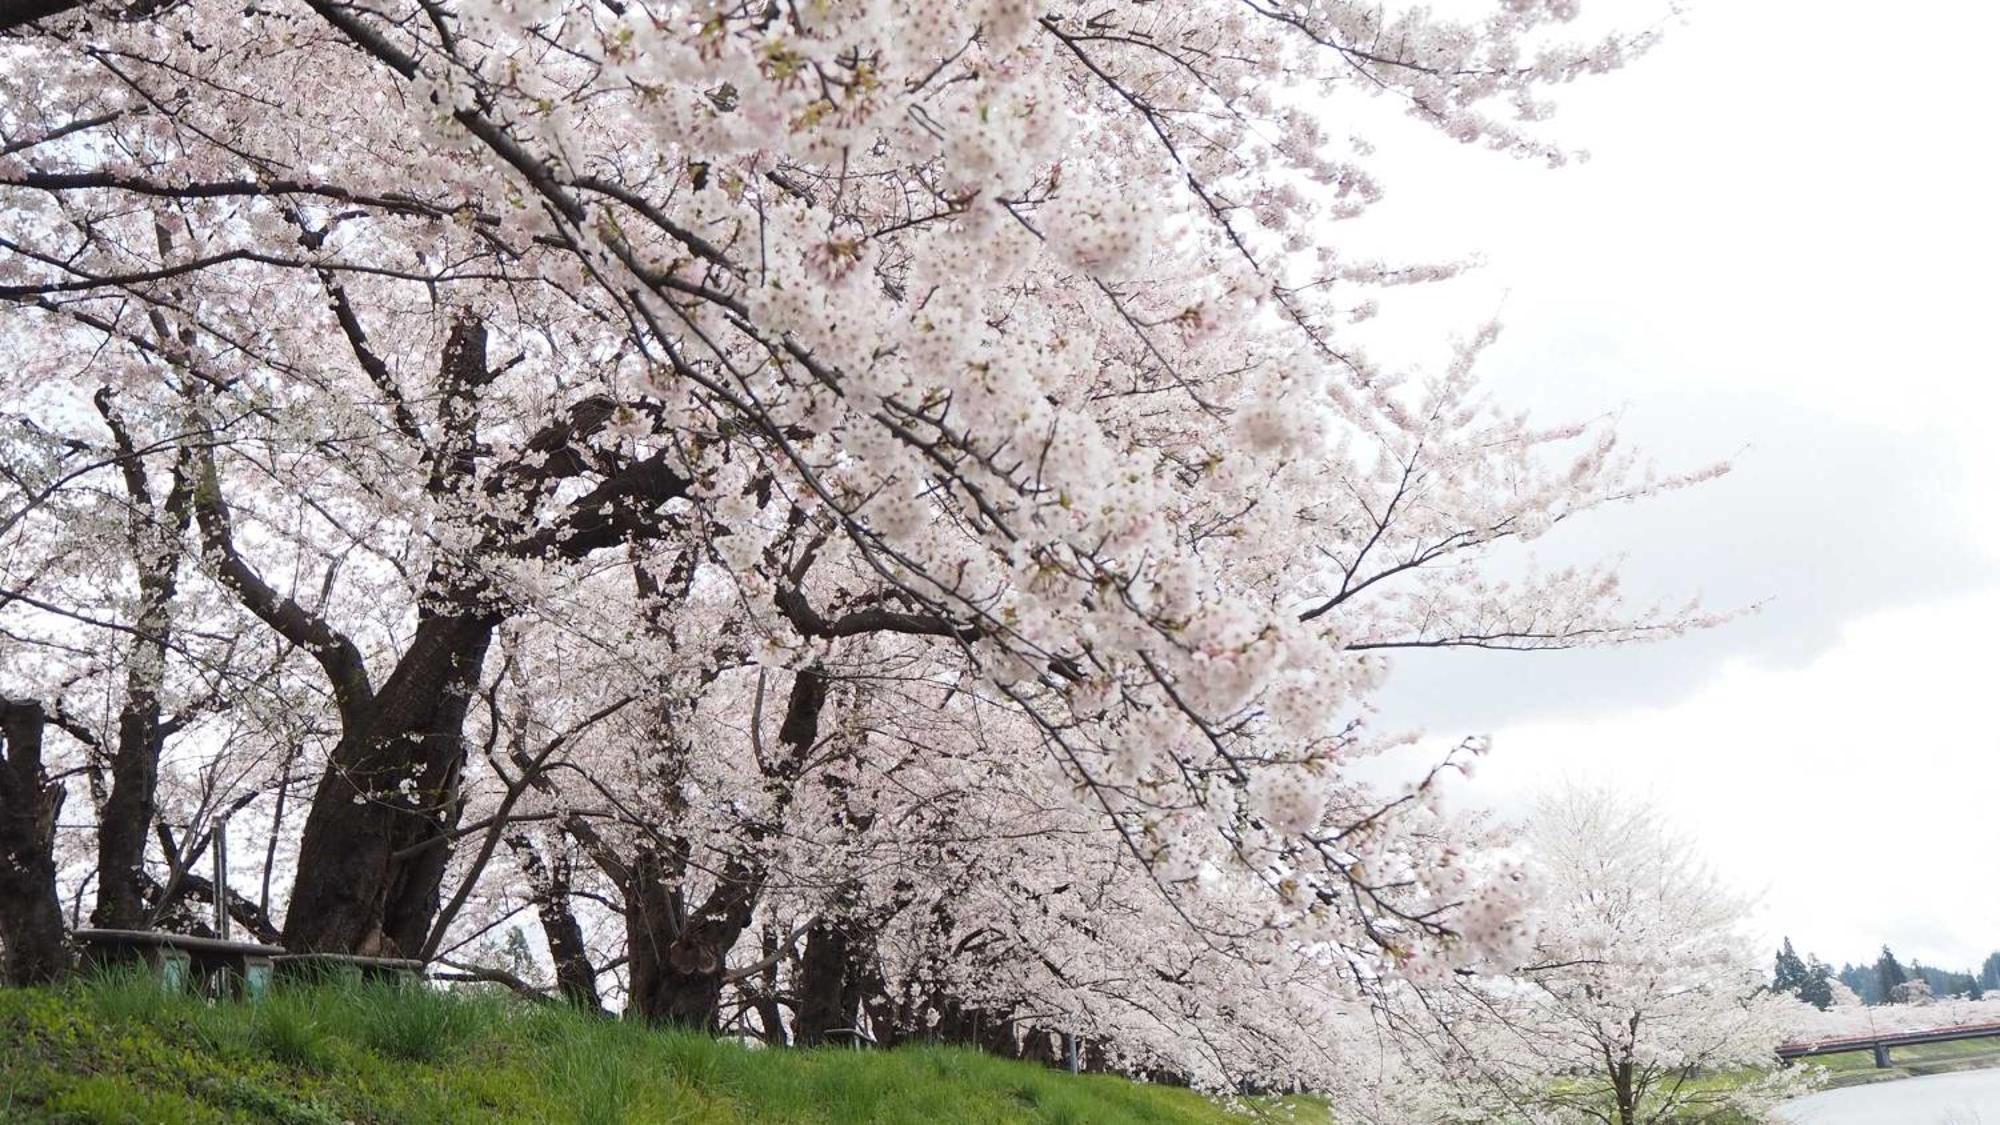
1342,0,2000,972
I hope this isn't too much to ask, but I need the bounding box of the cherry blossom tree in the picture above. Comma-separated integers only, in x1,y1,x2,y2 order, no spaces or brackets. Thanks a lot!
0,0,1735,1087
1369,787,1804,1125
1785,991,2000,1046
0,367,311,960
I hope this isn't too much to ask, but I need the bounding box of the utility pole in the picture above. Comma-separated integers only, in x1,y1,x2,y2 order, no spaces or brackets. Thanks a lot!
211,815,230,941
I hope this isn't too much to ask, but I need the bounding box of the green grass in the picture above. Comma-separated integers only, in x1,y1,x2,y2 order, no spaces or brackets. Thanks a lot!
1802,1037,2000,1089
0,974,1323,1124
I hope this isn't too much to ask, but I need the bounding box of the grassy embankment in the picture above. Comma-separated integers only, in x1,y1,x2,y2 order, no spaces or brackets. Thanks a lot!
0,974,1330,1124
1801,1037,2000,1089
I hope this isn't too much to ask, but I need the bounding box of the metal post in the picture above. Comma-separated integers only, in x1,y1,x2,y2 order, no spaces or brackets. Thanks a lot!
211,816,230,941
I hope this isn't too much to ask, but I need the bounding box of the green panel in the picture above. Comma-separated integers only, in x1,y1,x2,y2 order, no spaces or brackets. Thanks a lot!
158,953,187,993
243,961,273,1001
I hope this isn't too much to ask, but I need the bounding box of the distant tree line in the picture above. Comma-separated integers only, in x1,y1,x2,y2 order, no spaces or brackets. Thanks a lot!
1773,938,1999,1007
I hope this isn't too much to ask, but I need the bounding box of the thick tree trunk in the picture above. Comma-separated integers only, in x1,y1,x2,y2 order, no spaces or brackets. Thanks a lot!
754,924,790,1046
92,571,173,930
627,939,731,1028
92,693,161,929
544,895,600,1012
0,700,69,985
792,920,857,1046
378,619,492,955
624,849,758,1028
755,993,789,1045
1614,1058,1636,1125
1018,1027,1064,1066
628,852,740,1020
863,983,908,1049
282,611,495,954
1613,1016,1640,1125
795,916,893,1047
205,318,692,959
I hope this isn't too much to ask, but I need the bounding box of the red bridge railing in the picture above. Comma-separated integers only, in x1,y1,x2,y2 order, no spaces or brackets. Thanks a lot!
1777,1019,2000,1066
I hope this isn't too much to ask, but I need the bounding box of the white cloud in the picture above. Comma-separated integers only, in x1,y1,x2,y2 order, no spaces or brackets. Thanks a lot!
1400,588,2000,970
1334,0,2000,971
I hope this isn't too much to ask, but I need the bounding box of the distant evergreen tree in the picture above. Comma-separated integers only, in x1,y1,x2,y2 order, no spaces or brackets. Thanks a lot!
1798,958,1836,1010
1928,966,1975,997
1773,939,1808,994
1838,962,1879,1005
1983,953,2000,991
1972,977,1987,1002
1903,961,1974,999
1878,947,1910,1003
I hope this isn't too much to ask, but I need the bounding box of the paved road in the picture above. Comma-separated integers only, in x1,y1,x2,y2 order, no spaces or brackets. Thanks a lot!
1777,1069,2000,1124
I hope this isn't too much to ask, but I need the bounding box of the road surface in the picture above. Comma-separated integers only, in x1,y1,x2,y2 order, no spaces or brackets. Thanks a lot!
1777,1069,2000,1124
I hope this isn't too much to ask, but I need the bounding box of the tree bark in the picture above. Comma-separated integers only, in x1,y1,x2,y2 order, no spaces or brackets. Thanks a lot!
283,610,496,954
794,915,894,1047
510,833,600,1011
1018,1027,1064,1067
1080,1037,1111,1074
624,848,764,1028
0,699,69,985
211,318,692,957
92,672,164,930
280,317,497,955
792,920,858,1046
1614,1057,1636,1125
753,923,790,1046
862,979,909,1050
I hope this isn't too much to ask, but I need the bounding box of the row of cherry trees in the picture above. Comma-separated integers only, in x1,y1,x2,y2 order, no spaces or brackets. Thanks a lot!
0,0,1719,1089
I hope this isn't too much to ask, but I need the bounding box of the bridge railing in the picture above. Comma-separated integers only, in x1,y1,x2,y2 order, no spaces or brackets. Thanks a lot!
1776,1019,2000,1069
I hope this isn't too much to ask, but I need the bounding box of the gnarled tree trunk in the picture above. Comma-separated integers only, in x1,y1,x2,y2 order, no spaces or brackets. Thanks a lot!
931,995,1020,1056
625,848,760,1028
794,914,895,1047
752,922,790,1046
283,610,495,954
186,317,693,957
0,699,68,985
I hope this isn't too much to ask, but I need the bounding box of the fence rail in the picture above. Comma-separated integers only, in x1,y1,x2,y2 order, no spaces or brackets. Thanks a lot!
1777,1019,2000,1068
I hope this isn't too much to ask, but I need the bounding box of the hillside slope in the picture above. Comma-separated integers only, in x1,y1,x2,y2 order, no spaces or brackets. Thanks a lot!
0,979,1317,1124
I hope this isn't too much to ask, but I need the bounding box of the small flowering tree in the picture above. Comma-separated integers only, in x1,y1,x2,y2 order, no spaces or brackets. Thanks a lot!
1372,787,1805,1125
